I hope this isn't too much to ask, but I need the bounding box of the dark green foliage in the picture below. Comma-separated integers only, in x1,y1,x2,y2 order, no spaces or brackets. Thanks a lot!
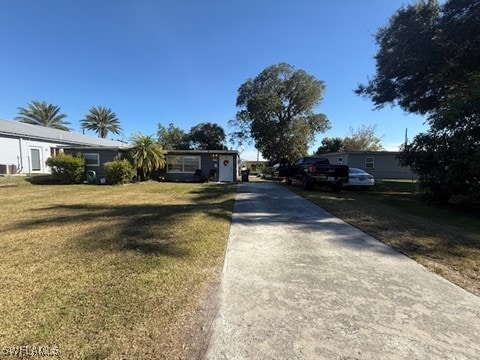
357,0,480,204
232,63,330,162
104,159,136,185
315,137,344,154
129,133,166,181
398,115,480,204
157,123,190,150
157,122,227,150
15,101,70,131
188,122,227,150
355,0,442,113
46,153,85,184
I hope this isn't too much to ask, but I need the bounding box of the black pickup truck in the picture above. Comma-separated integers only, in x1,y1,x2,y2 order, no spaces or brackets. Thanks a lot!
285,157,349,191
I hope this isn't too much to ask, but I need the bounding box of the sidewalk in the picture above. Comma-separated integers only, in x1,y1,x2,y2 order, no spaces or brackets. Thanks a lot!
205,182,480,359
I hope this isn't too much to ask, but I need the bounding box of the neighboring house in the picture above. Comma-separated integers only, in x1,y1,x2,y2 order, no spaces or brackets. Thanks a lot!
62,146,128,180
0,119,240,182
163,150,239,183
0,119,128,175
320,151,417,180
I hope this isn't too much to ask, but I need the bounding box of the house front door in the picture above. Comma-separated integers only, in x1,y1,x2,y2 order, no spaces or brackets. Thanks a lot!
30,147,43,172
218,155,234,182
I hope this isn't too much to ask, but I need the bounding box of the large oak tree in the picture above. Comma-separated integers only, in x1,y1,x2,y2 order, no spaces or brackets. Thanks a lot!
356,0,480,203
231,63,330,162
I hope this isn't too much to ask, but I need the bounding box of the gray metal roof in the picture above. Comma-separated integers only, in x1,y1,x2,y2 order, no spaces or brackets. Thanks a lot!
165,150,239,155
0,118,129,148
321,151,400,156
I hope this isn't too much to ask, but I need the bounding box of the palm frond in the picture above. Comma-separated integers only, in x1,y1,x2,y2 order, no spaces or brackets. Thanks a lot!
80,106,122,138
15,101,70,130
129,133,166,180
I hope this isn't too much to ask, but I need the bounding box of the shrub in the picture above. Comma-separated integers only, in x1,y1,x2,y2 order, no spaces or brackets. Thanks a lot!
46,153,85,184
104,159,136,185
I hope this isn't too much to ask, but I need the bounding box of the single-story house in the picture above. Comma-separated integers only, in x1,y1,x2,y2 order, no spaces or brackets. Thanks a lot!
0,118,129,175
319,151,418,180
163,150,239,183
1,119,240,183
62,146,128,180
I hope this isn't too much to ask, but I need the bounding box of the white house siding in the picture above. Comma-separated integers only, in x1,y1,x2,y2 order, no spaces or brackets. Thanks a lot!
0,135,66,174
21,139,52,174
1,119,128,175
0,137,21,173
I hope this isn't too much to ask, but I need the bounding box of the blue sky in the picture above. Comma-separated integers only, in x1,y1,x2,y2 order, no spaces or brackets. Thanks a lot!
0,0,428,160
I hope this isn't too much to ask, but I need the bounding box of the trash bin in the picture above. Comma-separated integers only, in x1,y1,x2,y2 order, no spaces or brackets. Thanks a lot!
241,169,250,182
86,170,97,184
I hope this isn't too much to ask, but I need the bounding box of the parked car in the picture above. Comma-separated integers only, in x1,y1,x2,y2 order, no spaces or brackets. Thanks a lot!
285,157,349,191
271,163,289,179
344,168,374,189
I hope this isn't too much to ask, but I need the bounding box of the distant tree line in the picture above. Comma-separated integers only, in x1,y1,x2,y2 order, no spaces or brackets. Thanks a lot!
315,125,384,154
157,122,227,151
15,100,229,183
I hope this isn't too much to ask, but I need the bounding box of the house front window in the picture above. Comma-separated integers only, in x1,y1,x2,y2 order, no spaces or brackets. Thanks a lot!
365,156,374,169
83,153,100,166
50,147,61,157
166,156,201,173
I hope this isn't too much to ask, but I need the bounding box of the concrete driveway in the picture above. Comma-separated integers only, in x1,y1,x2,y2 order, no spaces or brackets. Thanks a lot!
205,182,480,359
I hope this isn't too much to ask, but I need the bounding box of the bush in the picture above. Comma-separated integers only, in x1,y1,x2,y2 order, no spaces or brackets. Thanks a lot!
104,159,136,185
46,153,85,184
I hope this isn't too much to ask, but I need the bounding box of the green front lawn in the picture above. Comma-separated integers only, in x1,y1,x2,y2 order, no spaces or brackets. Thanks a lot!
0,178,236,359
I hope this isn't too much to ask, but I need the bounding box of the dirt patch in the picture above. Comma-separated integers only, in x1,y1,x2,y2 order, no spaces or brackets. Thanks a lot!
0,183,18,188
171,267,223,359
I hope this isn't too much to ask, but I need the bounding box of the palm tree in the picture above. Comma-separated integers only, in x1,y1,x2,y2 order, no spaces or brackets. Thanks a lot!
129,133,166,180
80,106,122,138
15,101,70,131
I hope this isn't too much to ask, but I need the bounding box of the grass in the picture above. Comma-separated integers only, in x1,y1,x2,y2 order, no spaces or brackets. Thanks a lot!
282,179,480,297
2,174,478,358
0,177,236,359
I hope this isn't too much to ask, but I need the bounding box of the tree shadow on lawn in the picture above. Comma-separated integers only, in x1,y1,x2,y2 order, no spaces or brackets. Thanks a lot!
228,183,404,258
188,183,237,202
274,183,480,264
317,192,480,264
14,200,233,256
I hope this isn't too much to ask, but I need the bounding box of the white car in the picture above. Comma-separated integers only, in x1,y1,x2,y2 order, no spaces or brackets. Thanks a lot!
345,168,374,189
